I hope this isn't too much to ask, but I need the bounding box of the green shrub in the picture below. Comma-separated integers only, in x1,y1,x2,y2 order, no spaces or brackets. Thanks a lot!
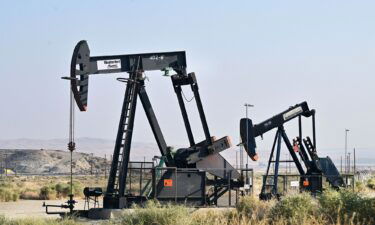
105,191,375,225
236,195,272,221
70,182,83,197
0,188,17,202
237,195,258,215
54,182,83,199
367,178,375,190
12,192,18,202
55,183,65,194
318,189,342,222
116,201,191,225
0,215,6,224
339,190,375,224
190,209,233,225
0,180,20,202
0,188,11,202
0,181,13,189
355,181,366,192
318,189,375,224
39,186,56,200
55,183,70,198
269,193,317,224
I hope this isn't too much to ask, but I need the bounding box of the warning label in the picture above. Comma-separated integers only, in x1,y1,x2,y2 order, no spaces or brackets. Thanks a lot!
164,179,173,187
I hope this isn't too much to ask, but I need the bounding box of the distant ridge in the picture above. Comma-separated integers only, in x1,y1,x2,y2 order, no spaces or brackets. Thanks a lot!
0,149,106,174
0,138,374,169
0,138,165,161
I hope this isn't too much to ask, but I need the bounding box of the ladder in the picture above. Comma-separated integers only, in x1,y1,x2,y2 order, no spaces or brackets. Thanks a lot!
106,73,140,197
303,137,318,158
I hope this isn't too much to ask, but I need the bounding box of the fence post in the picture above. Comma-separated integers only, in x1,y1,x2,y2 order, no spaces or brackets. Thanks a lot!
175,167,177,203
251,169,254,196
228,170,232,206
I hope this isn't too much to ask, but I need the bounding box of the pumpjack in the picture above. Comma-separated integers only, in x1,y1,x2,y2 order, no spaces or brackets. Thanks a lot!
240,102,345,200
45,40,248,218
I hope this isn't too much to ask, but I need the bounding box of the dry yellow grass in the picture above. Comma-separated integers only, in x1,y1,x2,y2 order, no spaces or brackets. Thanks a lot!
106,189,375,225
1,175,374,225
0,175,107,201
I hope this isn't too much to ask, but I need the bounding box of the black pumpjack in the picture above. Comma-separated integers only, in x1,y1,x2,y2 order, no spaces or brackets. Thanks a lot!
47,40,251,219
240,102,345,200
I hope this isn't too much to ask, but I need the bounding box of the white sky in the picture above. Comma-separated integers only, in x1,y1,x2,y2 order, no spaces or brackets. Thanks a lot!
0,1,374,154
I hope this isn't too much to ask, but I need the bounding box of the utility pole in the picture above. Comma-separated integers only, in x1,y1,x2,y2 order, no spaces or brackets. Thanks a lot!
4,154,8,177
340,156,342,173
345,129,349,173
348,152,351,174
90,153,94,175
353,148,356,176
104,154,107,179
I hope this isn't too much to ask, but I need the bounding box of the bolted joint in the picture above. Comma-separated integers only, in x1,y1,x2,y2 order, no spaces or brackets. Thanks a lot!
68,142,76,152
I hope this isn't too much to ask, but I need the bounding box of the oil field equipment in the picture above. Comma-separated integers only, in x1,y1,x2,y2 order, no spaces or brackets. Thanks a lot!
45,40,252,218
83,187,102,210
240,102,345,200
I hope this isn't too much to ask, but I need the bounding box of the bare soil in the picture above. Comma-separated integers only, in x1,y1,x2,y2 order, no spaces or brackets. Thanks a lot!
0,199,91,218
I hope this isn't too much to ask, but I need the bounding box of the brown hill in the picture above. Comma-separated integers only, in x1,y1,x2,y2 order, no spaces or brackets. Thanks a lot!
0,149,107,175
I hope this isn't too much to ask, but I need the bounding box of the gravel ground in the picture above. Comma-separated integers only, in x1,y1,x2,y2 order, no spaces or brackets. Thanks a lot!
0,199,108,224
0,199,95,219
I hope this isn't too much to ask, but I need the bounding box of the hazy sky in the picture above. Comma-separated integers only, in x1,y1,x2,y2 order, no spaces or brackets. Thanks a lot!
1,1,374,154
